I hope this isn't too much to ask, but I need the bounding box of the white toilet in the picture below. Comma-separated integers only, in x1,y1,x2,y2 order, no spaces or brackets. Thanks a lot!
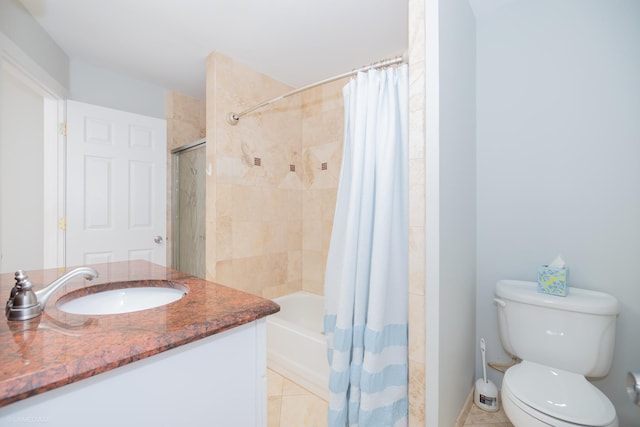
494,280,620,427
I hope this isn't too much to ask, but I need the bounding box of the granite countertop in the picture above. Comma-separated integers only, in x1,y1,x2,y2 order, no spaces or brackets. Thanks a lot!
0,260,280,408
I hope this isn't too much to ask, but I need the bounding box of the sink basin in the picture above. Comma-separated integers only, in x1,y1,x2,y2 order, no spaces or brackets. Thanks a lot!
56,281,188,315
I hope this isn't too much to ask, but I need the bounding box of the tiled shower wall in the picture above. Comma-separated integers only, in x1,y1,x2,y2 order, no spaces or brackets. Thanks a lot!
206,52,304,297
300,80,346,296
166,91,206,150
204,52,346,300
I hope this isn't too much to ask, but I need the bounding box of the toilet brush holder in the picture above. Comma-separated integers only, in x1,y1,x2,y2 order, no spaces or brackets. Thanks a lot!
475,337,499,412
474,378,499,412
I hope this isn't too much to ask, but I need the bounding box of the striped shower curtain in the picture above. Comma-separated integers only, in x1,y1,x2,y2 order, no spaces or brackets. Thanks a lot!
324,64,409,427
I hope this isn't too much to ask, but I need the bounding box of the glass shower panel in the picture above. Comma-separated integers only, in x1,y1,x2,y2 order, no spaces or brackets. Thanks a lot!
173,143,205,278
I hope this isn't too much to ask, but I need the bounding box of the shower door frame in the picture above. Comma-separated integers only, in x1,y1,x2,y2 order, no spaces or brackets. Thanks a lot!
171,138,206,277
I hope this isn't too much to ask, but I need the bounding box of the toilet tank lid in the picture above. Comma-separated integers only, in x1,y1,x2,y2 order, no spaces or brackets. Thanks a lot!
495,280,620,316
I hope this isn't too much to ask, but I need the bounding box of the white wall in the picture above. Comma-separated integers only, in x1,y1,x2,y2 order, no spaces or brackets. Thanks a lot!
69,59,166,119
0,68,45,273
475,1,640,425
425,0,477,424
0,0,68,91
1,0,165,117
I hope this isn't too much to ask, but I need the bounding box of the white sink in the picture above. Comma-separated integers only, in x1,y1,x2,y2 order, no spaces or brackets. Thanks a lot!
57,284,187,315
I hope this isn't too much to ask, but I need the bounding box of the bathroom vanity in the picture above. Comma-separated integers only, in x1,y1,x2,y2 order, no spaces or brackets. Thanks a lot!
0,261,279,426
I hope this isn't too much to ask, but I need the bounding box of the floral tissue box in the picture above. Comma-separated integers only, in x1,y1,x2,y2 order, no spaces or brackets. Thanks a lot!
537,265,569,297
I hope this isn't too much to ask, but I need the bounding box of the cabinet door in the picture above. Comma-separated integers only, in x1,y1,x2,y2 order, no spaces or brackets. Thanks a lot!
0,320,266,427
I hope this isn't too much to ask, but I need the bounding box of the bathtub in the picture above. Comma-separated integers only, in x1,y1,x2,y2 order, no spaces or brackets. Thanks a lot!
267,291,329,400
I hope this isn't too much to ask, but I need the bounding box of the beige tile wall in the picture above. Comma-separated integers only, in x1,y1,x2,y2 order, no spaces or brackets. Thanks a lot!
408,0,426,424
205,52,304,298
165,91,206,267
204,52,347,300
300,79,346,295
166,91,206,151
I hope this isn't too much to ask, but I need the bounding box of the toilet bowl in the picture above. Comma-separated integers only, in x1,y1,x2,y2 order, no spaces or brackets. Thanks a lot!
494,280,620,427
501,361,617,427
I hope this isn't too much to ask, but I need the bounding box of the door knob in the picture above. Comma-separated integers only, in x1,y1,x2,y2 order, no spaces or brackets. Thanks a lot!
154,236,164,244
628,372,640,406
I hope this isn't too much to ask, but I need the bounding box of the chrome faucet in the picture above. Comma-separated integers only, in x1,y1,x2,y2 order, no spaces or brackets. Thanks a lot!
5,267,99,321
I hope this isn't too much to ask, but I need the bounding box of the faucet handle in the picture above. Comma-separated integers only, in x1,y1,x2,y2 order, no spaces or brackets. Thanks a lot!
14,270,29,285
10,270,31,298
10,270,37,308
6,270,40,321
9,270,28,300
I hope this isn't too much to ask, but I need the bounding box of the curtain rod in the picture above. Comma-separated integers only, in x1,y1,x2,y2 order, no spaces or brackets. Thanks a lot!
226,54,406,125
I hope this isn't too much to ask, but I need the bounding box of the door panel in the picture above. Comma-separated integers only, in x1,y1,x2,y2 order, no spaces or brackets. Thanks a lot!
66,100,167,267
174,143,205,278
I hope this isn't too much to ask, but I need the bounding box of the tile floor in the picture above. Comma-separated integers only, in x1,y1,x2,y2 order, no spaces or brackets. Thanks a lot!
462,403,514,427
267,368,514,427
267,369,328,427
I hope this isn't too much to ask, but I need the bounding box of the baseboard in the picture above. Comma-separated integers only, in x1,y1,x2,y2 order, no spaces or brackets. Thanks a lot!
454,386,475,427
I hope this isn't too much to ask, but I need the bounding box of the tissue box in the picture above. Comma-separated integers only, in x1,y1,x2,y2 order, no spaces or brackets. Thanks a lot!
537,265,569,296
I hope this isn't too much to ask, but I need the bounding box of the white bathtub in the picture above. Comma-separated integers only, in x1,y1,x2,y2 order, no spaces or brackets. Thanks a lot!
267,291,329,400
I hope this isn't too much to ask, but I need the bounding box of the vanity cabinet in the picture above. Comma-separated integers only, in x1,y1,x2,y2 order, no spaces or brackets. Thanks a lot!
0,320,267,427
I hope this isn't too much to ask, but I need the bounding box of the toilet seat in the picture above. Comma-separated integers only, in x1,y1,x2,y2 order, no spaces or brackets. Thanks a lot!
503,361,617,427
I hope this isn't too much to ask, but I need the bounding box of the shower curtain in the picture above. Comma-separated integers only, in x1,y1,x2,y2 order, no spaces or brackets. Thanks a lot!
324,64,409,427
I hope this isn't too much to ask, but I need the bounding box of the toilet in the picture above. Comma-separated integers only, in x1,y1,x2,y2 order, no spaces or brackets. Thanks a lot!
494,280,620,427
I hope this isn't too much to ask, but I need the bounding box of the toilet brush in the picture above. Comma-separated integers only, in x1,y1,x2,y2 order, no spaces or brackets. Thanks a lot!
474,337,499,412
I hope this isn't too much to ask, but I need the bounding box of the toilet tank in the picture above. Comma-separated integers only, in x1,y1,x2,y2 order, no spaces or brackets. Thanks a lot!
494,280,620,377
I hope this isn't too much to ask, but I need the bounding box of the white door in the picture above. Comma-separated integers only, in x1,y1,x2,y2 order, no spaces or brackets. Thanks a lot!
66,100,167,266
